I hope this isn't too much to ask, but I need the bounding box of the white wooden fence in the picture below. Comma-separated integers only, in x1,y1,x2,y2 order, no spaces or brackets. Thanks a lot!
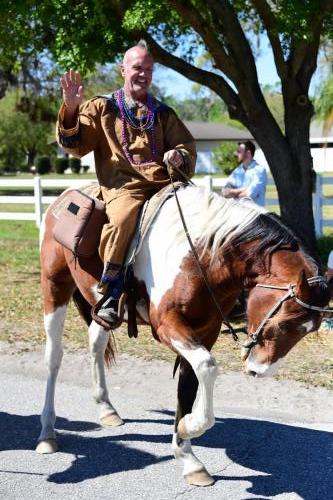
0,175,332,236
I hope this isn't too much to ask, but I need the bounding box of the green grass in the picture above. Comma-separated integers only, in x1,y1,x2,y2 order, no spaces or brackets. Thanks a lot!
1,173,97,180
0,219,332,389
0,220,39,240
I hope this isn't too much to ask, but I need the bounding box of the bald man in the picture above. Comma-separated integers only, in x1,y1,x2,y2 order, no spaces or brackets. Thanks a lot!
57,41,196,323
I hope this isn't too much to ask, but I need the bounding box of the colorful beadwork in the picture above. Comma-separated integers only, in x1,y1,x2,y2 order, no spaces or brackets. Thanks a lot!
117,89,157,166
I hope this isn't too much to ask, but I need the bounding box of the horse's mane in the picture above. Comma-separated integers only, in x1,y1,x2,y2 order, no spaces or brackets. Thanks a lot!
224,212,319,272
169,186,264,254
224,212,297,258
167,186,318,274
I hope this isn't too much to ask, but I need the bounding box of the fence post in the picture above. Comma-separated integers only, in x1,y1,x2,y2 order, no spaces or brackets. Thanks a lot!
34,176,42,228
313,174,322,237
204,175,213,192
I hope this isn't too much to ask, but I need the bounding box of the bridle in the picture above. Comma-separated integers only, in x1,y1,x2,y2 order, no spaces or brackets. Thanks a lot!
243,276,333,352
165,163,333,350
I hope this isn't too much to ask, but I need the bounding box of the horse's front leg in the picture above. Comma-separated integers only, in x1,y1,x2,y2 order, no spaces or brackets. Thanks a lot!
88,321,123,426
158,312,218,486
172,341,218,440
36,304,67,454
172,358,215,486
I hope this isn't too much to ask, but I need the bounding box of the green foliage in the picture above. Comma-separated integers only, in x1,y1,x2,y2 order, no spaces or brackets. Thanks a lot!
69,157,81,174
212,141,237,175
317,235,333,268
54,156,69,174
315,74,333,133
262,84,285,131
0,110,53,172
36,155,52,175
0,90,55,173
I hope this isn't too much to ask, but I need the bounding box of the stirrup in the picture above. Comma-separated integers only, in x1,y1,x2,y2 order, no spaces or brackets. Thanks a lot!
92,293,127,330
97,297,119,322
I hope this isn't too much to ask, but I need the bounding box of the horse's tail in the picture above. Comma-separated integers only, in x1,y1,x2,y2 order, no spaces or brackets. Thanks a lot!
72,288,116,367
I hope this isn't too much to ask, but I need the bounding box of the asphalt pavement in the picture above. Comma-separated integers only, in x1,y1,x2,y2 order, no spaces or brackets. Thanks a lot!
0,344,332,500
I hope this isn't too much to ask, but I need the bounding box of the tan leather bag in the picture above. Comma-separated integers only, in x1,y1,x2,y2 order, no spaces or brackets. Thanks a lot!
53,189,106,257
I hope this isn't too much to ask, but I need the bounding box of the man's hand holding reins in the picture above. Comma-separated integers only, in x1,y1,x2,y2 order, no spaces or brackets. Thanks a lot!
163,149,184,179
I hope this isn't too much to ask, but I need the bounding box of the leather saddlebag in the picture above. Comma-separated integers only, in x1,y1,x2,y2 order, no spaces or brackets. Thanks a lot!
53,189,106,257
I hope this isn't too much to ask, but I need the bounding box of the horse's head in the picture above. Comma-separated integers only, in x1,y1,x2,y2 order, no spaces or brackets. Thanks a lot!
242,271,331,377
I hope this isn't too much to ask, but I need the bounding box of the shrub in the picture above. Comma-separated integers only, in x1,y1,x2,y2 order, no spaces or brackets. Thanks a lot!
36,155,52,175
317,235,333,269
82,165,90,173
54,157,69,174
69,157,81,174
212,141,238,175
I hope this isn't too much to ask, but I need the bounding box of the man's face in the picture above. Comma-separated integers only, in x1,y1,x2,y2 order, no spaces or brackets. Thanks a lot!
121,48,154,99
236,144,248,163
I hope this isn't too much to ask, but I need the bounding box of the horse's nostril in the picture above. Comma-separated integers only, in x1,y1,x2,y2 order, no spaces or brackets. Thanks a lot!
246,370,257,377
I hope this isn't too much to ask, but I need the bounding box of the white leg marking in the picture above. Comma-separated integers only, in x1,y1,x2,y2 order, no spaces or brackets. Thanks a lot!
246,349,283,377
172,433,205,477
38,305,67,442
172,340,218,439
88,321,119,420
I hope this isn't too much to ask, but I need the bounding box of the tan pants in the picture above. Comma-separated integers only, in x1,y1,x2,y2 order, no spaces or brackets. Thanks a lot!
99,187,157,265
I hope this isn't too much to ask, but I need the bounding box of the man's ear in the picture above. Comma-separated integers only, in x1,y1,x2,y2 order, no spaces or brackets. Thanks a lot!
120,64,125,77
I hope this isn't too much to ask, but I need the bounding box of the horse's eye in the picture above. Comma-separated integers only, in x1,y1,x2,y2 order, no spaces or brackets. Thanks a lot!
278,321,288,333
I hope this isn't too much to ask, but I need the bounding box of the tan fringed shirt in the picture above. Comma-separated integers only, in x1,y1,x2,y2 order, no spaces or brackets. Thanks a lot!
56,93,196,190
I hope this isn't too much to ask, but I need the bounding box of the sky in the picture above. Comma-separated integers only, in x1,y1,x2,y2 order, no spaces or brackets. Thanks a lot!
154,38,324,99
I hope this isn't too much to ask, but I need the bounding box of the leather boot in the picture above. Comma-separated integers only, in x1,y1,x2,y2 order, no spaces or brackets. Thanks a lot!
97,263,124,322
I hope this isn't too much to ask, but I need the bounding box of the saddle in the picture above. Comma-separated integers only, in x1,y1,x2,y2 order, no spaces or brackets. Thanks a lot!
52,182,185,334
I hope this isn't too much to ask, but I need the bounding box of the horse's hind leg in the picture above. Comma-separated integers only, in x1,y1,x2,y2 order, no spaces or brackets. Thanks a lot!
36,286,70,454
172,358,215,486
88,321,123,426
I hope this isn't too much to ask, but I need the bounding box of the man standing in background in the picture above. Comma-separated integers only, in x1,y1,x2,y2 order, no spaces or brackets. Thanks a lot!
221,140,267,206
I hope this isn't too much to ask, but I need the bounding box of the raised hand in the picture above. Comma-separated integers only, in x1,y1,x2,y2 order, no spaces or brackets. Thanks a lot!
60,69,83,115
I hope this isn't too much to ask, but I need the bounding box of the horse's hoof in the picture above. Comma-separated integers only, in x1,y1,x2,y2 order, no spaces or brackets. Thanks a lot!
185,469,215,487
36,439,58,454
177,417,189,439
100,412,124,427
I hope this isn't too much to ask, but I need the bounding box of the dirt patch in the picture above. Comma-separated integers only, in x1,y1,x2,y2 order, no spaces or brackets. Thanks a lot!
0,237,332,389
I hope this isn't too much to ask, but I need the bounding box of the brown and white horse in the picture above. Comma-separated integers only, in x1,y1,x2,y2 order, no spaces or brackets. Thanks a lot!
37,185,330,486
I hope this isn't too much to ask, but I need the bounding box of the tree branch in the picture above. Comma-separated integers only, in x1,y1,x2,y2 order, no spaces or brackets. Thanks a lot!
198,0,263,88
168,0,238,82
139,32,250,125
289,9,329,82
252,0,287,80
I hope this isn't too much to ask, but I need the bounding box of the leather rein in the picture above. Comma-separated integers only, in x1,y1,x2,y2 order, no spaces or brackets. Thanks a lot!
167,163,333,350
167,162,239,341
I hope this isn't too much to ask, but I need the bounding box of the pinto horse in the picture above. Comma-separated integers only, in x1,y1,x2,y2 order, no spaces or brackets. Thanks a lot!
37,184,330,486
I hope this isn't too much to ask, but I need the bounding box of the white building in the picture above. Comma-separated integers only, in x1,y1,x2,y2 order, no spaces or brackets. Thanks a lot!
308,121,333,173
79,121,333,174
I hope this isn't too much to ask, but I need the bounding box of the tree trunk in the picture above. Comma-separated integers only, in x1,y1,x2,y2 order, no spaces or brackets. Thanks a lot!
27,149,36,168
261,142,316,254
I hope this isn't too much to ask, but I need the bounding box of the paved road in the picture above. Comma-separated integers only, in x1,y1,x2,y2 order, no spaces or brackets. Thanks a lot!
0,344,332,500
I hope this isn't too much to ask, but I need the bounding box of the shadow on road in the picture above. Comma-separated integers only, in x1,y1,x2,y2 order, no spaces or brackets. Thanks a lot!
0,410,332,498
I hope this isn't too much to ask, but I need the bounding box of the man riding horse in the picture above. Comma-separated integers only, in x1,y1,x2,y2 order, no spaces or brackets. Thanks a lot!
57,40,196,324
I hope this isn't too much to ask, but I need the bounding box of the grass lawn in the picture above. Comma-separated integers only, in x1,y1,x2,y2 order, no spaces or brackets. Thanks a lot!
0,219,332,389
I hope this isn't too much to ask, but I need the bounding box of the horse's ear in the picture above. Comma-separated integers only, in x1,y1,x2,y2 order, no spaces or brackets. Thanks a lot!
295,270,311,301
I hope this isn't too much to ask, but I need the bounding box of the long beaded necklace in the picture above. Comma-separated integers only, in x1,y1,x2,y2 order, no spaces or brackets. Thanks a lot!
117,88,157,166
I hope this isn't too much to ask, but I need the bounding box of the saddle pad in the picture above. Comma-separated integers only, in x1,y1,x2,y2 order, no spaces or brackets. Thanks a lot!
125,181,185,264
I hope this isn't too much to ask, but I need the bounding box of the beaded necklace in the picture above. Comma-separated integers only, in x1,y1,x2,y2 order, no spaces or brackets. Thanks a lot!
117,89,156,166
